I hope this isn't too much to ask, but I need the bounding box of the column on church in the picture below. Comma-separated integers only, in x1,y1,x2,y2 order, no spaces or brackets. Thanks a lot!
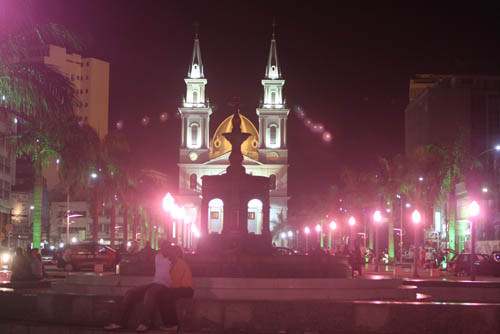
259,118,263,148
201,117,206,148
280,118,285,148
262,199,271,238
283,117,287,148
261,117,266,148
200,197,209,235
181,116,185,147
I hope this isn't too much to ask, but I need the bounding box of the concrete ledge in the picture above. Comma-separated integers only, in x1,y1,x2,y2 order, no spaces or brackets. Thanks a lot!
1,297,499,334
51,275,415,300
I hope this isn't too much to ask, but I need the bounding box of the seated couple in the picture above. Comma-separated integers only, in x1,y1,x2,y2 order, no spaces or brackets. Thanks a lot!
105,242,193,332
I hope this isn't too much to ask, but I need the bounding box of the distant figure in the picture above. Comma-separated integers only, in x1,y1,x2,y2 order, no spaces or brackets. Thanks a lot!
342,244,350,256
10,248,30,282
128,241,139,254
420,247,426,268
30,248,43,280
139,243,156,263
350,244,363,277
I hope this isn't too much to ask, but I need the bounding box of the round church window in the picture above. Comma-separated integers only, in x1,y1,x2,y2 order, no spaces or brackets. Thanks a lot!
214,139,221,148
252,140,258,148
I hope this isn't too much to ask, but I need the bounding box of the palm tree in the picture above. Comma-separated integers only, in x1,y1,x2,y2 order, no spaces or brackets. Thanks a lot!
374,154,409,261
0,1,82,248
88,131,131,245
431,133,481,253
57,122,100,243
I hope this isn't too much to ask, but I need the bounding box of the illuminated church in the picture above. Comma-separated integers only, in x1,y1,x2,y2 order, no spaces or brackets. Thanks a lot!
177,32,289,239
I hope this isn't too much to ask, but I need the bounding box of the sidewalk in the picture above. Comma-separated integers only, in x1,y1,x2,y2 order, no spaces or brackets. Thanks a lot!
360,263,500,282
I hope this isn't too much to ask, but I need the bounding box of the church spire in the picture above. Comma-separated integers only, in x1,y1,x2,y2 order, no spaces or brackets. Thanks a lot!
188,25,204,79
265,20,281,80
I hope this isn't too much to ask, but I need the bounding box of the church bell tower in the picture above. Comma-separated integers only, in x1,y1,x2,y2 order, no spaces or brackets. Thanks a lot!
178,32,212,164
256,29,289,163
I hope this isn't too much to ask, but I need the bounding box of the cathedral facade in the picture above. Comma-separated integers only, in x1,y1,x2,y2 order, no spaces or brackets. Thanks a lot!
177,32,289,240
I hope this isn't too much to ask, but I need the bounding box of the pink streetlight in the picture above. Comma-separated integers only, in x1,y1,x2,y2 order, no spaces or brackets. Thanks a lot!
412,209,421,278
467,200,480,281
315,224,321,232
304,226,311,253
329,221,337,249
373,210,382,272
348,216,356,227
162,192,175,213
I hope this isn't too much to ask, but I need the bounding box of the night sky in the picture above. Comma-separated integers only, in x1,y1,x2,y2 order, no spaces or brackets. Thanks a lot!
31,1,500,212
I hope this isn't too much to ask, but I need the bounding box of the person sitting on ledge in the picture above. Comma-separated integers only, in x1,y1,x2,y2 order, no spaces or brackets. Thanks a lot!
159,245,194,331
104,240,172,333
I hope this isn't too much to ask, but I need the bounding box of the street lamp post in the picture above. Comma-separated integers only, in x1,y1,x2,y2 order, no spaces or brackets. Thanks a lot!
304,227,310,253
467,200,480,281
329,221,336,249
348,216,356,250
411,210,421,278
315,224,321,248
373,211,382,272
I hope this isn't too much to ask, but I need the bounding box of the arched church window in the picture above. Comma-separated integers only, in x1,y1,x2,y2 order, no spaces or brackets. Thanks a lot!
191,124,198,146
193,91,198,103
190,174,197,190
270,125,277,145
270,174,277,190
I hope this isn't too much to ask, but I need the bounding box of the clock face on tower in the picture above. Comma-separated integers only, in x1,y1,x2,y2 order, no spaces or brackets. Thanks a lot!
189,151,198,161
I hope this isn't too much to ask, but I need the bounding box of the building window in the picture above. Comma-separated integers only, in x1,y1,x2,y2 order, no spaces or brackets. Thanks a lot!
191,124,198,146
270,125,277,145
270,174,277,190
248,212,255,220
193,91,198,103
210,211,219,219
271,91,276,104
190,173,197,190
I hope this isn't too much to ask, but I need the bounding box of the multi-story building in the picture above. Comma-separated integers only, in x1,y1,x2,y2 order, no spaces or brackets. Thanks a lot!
177,32,289,241
405,74,500,253
35,45,110,190
0,109,16,247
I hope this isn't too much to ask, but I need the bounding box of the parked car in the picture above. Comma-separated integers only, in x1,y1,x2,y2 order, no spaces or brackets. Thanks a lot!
450,253,500,277
54,242,118,272
272,247,300,256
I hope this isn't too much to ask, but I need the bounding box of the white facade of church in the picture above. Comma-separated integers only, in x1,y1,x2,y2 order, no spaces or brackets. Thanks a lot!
178,33,289,239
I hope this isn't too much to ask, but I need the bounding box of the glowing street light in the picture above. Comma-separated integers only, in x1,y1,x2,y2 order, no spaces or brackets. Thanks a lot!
315,224,321,232
467,200,480,281
418,176,424,182
304,226,311,253
91,172,98,179
373,210,382,271
328,221,336,249
412,209,421,278
162,192,175,213
280,232,286,239
482,187,488,193
71,237,77,243
287,231,293,238
348,216,356,227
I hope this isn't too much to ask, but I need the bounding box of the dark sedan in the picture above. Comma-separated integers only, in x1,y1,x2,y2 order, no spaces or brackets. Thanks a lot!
451,253,500,277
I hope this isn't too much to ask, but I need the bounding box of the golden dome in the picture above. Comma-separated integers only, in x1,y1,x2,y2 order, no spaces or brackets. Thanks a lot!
210,113,259,160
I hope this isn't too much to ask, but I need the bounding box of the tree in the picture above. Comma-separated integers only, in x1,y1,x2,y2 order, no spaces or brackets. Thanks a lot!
57,122,100,243
374,154,409,261
431,133,482,253
0,0,82,248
